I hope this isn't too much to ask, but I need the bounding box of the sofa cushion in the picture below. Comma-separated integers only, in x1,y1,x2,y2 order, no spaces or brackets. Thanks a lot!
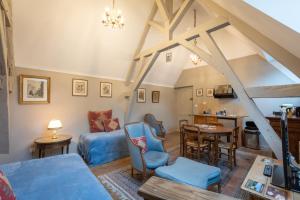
88,110,112,132
155,157,221,189
103,118,120,132
144,151,169,169
0,170,16,200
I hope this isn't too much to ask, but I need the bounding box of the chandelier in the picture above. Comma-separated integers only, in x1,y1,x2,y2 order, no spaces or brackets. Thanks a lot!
190,9,201,65
102,0,124,29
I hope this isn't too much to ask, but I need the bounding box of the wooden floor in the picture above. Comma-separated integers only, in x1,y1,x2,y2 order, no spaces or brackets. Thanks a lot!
90,131,272,197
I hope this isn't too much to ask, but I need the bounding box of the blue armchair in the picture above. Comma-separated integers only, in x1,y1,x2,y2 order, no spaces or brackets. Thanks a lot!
124,122,169,179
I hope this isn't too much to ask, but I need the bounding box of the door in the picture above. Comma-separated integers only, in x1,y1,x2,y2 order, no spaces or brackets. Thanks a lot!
175,86,194,127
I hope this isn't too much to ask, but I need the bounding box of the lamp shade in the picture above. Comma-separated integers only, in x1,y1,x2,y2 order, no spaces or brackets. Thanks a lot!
48,120,62,130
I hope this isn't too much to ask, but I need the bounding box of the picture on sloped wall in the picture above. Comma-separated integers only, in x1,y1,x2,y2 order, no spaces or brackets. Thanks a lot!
137,88,146,103
72,79,88,97
100,82,112,98
152,91,160,103
196,88,203,97
206,88,214,97
19,75,51,104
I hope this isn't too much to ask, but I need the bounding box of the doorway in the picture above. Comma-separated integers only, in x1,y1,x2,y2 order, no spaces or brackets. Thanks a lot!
175,86,194,127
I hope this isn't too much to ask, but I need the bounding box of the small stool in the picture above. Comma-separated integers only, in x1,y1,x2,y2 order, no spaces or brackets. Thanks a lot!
155,157,221,191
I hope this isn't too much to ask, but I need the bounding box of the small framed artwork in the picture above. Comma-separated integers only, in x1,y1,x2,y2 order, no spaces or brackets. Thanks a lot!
137,88,146,103
196,88,203,97
72,79,88,96
152,91,160,103
206,88,214,97
19,75,51,104
100,82,112,98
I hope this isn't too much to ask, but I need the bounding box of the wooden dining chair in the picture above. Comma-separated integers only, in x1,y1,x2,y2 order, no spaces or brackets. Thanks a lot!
203,122,224,151
218,127,240,169
182,125,210,164
179,119,189,156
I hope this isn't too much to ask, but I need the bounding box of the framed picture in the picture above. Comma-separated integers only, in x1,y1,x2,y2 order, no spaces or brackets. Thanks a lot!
19,75,50,104
137,88,146,103
72,79,88,96
152,91,160,103
206,88,214,97
196,88,203,97
100,82,112,98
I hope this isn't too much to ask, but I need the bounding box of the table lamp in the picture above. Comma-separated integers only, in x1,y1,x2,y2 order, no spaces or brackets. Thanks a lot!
48,119,62,139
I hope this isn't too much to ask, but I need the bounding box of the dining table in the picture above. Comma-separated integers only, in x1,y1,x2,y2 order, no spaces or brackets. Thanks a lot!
180,124,234,165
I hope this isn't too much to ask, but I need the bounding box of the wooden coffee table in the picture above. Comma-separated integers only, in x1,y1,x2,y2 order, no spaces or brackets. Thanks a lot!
138,176,239,200
34,135,72,158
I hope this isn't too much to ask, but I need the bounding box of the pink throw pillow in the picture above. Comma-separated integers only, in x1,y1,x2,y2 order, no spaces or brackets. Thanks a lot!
0,171,16,200
88,110,112,133
103,118,121,132
131,136,147,153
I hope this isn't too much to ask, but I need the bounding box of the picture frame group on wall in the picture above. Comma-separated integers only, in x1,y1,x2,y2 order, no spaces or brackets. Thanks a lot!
206,88,214,97
137,88,146,103
19,75,51,104
152,91,160,103
72,79,88,97
100,82,112,98
196,88,203,97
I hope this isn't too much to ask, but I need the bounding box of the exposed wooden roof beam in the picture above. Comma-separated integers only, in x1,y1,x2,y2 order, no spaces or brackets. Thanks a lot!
246,84,300,98
148,20,166,33
198,31,282,159
125,3,158,85
0,0,11,27
134,17,229,60
196,0,300,78
169,0,194,32
156,0,171,23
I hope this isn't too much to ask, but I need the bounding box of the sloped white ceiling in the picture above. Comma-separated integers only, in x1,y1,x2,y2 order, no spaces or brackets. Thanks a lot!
13,0,258,87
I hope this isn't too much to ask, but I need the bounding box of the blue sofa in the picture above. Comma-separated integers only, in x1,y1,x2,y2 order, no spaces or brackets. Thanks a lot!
0,154,112,200
78,129,129,166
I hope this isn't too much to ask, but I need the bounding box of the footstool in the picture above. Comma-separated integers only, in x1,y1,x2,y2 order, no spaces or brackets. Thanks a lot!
155,157,221,191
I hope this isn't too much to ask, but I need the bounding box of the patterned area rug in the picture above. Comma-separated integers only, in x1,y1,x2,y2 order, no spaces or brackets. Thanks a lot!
98,147,256,200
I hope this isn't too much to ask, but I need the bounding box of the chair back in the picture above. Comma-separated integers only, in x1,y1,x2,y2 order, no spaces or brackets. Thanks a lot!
182,124,205,144
232,127,240,146
124,122,148,172
179,119,188,133
144,113,165,137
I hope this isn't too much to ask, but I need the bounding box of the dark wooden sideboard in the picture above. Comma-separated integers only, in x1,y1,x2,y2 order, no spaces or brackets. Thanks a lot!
267,116,300,162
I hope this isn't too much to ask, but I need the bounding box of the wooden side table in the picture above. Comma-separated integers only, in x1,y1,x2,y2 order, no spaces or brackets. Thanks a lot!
34,135,72,158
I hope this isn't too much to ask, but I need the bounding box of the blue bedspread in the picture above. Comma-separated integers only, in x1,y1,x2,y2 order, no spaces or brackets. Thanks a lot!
0,154,112,200
78,129,129,166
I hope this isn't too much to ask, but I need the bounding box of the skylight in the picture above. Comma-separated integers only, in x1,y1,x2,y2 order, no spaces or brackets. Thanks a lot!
245,0,300,33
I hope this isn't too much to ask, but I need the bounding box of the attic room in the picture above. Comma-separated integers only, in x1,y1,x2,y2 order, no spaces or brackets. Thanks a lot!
0,0,300,199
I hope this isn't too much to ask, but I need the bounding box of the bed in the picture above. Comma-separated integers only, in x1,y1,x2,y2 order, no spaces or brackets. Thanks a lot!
78,129,129,166
0,153,112,200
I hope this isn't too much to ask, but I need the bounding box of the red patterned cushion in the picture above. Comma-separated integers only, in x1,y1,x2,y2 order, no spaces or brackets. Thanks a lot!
0,171,16,200
131,136,147,153
88,110,112,133
103,118,121,132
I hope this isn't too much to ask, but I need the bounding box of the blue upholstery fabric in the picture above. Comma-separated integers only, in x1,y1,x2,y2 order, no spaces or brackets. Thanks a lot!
144,151,169,169
0,154,112,200
78,129,129,166
125,122,169,173
155,157,221,189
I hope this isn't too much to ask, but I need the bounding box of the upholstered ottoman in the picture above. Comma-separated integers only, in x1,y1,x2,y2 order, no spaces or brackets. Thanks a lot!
155,157,221,191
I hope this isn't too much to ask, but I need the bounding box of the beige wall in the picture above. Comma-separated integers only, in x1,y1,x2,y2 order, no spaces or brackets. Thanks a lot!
176,54,299,117
0,67,177,164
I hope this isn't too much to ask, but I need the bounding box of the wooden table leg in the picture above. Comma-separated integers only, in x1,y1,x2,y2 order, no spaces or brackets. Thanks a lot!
66,145,69,154
214,136,219,165
61,146,64,154
38,148,42,158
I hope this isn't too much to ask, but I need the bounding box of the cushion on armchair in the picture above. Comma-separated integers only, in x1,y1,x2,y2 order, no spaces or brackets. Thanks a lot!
0,171,16,200
88,110,112,133
131,136,147,153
